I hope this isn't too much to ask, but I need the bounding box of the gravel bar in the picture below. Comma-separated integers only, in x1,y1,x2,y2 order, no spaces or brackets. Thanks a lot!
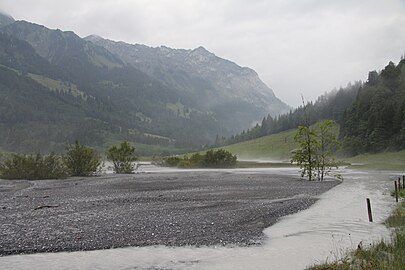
0,170,339,256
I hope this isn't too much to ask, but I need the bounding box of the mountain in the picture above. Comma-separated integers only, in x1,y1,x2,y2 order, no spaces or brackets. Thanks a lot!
0,17,289,154
85,35,290,130
0,12,14,27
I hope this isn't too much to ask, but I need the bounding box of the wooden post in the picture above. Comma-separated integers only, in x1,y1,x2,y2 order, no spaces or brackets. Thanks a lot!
366,198,373,222
395,180,399,203
399,177,402,190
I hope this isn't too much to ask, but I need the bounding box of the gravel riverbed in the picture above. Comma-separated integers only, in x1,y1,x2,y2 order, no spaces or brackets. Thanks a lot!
0,170,339,256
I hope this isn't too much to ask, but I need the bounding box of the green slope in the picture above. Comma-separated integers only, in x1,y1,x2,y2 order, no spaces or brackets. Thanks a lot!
220,126,405,171
345,150,405,171
221,128,298,161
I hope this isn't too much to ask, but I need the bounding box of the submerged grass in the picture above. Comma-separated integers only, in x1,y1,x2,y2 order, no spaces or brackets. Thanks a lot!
307,191,405,270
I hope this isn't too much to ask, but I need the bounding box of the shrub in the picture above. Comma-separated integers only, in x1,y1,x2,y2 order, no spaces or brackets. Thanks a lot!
189,153,204,167
203,149,237,168
164,156,181,167
64,141,101,176
106,141,137,173
163,149,237,168
0,153,68,180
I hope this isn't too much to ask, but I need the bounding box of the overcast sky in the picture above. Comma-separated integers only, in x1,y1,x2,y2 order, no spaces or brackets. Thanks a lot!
2,0,405,107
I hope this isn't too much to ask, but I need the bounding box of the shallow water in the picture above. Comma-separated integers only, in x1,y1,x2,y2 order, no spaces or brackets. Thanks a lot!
1,168,398,270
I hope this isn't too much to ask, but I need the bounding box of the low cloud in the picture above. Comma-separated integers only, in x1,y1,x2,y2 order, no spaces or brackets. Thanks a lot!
2,0,405,106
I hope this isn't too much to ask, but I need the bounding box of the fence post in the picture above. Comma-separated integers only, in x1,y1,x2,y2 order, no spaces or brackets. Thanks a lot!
366,198,373,222
395,180,399,203
399,177,402,190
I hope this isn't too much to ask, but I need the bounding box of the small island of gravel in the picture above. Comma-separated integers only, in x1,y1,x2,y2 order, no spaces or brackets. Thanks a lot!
0,170,339,256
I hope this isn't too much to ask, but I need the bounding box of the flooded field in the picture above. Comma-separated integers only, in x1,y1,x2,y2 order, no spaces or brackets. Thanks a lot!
0,167,397,269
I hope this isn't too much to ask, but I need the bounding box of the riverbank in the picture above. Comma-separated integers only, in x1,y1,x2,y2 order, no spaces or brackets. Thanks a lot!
0,169,338,256
307,177,405,270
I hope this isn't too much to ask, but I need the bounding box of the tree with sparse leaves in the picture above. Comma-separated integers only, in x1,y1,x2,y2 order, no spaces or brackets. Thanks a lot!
291,120,340,181
291,125,318,181
315,120,340,181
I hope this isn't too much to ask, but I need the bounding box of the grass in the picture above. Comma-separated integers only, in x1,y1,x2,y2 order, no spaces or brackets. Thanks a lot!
28,73,87,99
307,191,405,270
220,129,298,161
215,126,404,171
344,150,405,171
101,139,189,159
166,102,194,119
89,54,123,69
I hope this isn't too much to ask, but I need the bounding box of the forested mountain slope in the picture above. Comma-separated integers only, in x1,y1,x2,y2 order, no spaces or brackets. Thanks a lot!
225,59,405,157
341,60,405,154
0,13,289,154
225,82,359,145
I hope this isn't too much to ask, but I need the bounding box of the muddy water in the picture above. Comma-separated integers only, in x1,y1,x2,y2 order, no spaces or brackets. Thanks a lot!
0,168,398,270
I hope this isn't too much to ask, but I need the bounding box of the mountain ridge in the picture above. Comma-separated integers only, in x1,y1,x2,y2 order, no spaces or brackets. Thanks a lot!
0,12,14,27
0,15,290,154
84,35,288,116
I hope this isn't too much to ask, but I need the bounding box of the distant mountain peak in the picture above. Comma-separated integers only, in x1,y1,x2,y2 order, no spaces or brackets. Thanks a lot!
0,11,15,27
85,34,103,42
193,46,208,52
190,46,212,56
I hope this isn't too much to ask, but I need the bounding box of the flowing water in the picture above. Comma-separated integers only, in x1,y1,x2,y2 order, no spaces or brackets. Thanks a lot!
0,168,399,270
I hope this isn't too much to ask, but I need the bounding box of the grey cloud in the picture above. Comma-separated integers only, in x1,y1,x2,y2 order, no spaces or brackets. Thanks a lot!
2,0,405,106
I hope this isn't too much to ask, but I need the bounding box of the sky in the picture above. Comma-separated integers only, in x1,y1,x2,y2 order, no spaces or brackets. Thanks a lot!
1,0,405,107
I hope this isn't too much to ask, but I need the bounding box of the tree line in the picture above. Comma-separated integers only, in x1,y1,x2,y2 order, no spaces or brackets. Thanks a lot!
222,82,360,146
223,58,405,157
341,60,405,155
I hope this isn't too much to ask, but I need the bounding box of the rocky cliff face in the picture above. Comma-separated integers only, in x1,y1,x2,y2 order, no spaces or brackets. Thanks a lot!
86,35,289,118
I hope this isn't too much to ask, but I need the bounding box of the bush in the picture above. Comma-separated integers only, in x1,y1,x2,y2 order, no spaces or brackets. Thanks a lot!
164,156,181,166
106,141,137,173
64,141,101,176
0,153,68,180
203,149,237,168
163,149,237,168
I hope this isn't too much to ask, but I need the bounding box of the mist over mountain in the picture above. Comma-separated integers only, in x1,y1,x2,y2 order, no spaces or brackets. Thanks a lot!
85,35,289,126
0,12,289,154
223,57,405,157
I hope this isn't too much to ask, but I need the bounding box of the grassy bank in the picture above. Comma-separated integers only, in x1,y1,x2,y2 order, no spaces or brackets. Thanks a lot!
216,127,404,171
344,150,405,171
220,129,297,161
307,190,405,269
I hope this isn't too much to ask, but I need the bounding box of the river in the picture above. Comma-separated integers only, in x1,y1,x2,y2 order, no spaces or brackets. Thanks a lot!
0,167,398,270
